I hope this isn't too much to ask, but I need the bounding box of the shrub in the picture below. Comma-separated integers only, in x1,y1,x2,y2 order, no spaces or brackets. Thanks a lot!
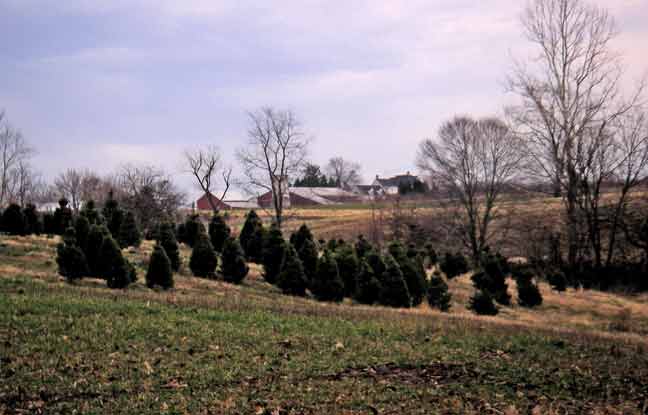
290,223,314,253
389,241,427,306
335,244,360,297
118,211,141,248
311,250,345,302
189,234,218,278
262,223,287,284
424,242,438,267
80,200,100,225
1,203,26,235
440,252,469,279
176,222,187,245
146,244,174,289
378,255,411,308
469,290,499,315
240,210,265,261
43,212,56,235
326,239,339,252
547,268,568,292
277,245,308,296
209,212,231,253
23,204,41,235
100,235,136,289
475,252,511,305
514,269,542,307
298,238,319,282
366,250,387,281
53,198,73,235
56,228,89,282
102,191,123,236
183,214,206,247
74,215,90,255
354,235,372,259
354,259,382,305
427,271,451,311
221,237,249,284
157,222,181,272
86,224,109,277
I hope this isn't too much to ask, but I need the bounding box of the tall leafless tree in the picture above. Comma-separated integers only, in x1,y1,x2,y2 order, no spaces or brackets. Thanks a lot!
508,0,645,267
417,116,524,263
0,111,33,206
185,145,231,212
54,169,85,212
237,107,309,228
326,157,362,188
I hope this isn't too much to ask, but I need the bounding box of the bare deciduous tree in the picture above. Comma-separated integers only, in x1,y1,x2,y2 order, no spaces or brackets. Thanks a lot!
0,111,33,206
7,161,42,206
326,157,362,188
54,169,85,212
417,116,524,263
185,145,231,212
237,107,309,228
508,0,645,267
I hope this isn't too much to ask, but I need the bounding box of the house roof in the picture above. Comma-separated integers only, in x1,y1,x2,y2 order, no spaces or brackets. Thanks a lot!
375,173,419,188
223,200,259,209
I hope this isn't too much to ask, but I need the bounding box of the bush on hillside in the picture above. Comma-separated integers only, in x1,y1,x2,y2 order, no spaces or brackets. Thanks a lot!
335,244,360,298
209,212,231,253
262,223,287,284
189,233,218,278
240,210,265,262
469,289,499,315
298,238,319,282
222,237,249,284
354,235,372,259
23,204,42,235
277,245,308,296
86,224,109,277
102,190,123,236
1,203,26,235
427,271,451,312
157,222,181,271
440,252,469,279
547,268,568,292
182,214,206,247
56,227,89,282
389,241,428,306
80,200,100,225
290,223,314,253
354,259,382,305
53,198,73,235
118,211,141,248
146,244,174,289
99,235,136,289
43,212,56,235
378,254,411,308
74,215,90,255
311,250,345,302
424,242,438,267
514,269,543,307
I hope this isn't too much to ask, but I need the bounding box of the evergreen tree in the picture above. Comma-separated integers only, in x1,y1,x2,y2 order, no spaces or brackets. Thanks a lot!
514,269,543,307
118,211,141,248
43,212,56,235
239,210,265,262
80,200,100,225
424,242,438,268
311,250,345,302
102,191,121,234
183,214,206,247
22,204,42,235
209,212,231,253
335,244,360,297
378,255,411,308
355,235,372,259
86,224,109,277
176,222,188,245
157,222,181,271
440,252,469,279
53,198,73,235
389,241,427,306
189,233,218,278
326,239,339,252
298,238,319,282
354,259,382,305
262,223,287,284
1,203,26,235
146,244,174,289
221,237,249,284
547,269,568,292
56,227,89,282
472,252,511,305
74,215,90,255
427,271,451,311
290,223,314,253
277,245,308,296
366,250,387,282
469,290,499,315
100,235,136,288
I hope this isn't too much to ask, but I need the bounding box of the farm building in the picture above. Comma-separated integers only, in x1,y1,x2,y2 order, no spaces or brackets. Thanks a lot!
196,192,258,210
372,172,422,195
257,187,363,208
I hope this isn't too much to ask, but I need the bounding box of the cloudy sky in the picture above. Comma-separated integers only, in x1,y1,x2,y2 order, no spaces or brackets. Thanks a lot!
1,0,646,198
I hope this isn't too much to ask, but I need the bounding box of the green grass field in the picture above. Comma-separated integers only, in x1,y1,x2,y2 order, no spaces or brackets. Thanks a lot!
1,235,648,414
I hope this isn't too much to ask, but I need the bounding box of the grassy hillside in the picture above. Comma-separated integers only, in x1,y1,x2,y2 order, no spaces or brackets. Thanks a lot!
1,235,648,414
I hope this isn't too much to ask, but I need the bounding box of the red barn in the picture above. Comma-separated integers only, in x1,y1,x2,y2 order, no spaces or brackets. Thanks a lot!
196,192,232,211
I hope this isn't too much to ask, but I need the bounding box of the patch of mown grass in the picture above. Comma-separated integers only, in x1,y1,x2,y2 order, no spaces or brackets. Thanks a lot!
1,276,647,414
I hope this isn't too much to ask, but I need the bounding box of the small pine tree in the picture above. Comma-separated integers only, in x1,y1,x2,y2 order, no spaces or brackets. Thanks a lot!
43,212,56,235
298,238,319,282
80,200,100,225
427,271,451,311
176,222,188,245
311,250,345,302
157,222,181,271
379,255,411,308
277,245,308,296
262,223,287,284
475,252,511,305
118,211,141,248
102,190,123,236
354,259,382,305
209,212,231,253
469,289,499,315
100,235,136,289
366,250,387,282
335,244,360,298
547,269,568,292
53,198,73,235
183,214,206,247
74,215,90,255
514,269,543,307
56,228,89,282
290,223,314,253
354,235,372,259
146,244,174,289
1,204,26,235
221,237,249,284
240,210,265,263
23,204,42,235
189,234,218,278
400,256,428,306
424,242,438,268
440,252,469,279
86,224,109,277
